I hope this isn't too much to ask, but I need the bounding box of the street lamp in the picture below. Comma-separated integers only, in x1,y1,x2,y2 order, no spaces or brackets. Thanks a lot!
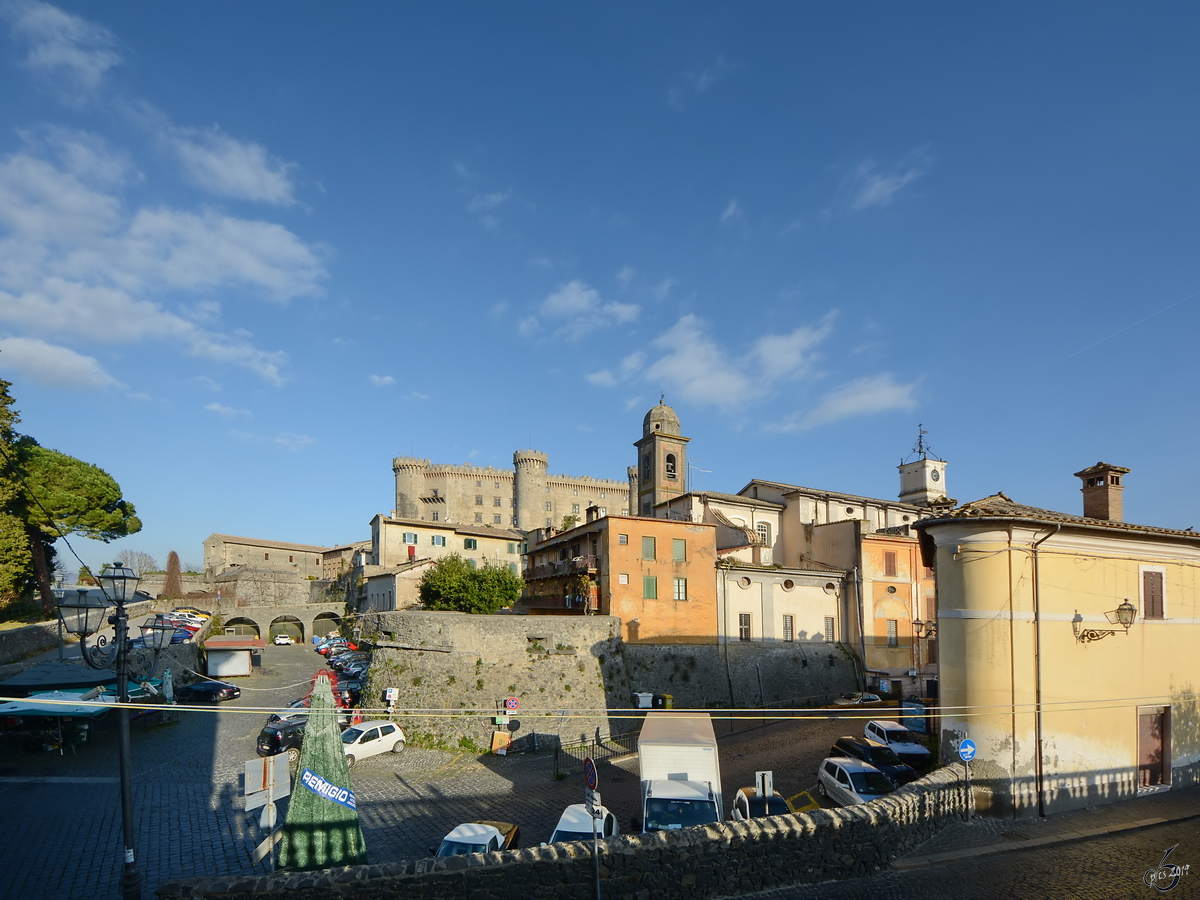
54,562,166,900
1075,599,1137,643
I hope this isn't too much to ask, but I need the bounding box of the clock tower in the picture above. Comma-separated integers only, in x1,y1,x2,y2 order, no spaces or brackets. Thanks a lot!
898,427,949,507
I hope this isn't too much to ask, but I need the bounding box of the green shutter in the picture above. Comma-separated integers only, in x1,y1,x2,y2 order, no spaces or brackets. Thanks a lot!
672,538,686,561
642,536,656,560
643,576,657,599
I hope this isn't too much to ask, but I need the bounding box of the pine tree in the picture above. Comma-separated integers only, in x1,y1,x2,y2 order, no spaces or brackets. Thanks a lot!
162,551,183,599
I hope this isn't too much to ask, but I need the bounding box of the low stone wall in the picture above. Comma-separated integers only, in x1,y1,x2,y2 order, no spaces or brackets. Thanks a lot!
0,620,62,666
157,766,970,899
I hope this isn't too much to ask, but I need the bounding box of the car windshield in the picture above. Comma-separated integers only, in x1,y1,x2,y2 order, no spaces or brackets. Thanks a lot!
884,728,919,743
437,840,488,857
341,728,363,744
644,798,719,831
850,771,896,795
748,796,791,816
867,746,902,766
551,829,599,843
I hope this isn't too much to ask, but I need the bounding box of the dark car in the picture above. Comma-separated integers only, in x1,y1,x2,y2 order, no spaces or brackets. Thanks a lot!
176,681,241,704
830,736,917,786
257,719,307,762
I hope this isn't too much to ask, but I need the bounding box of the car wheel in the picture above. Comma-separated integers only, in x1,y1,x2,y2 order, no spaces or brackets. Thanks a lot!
345,754,356,768
392,739,405,753
816,781,827,797
286,747,300,765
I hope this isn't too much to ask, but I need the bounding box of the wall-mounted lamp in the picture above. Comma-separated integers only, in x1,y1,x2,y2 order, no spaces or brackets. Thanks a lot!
1074,599,1136,643
912,619,937,640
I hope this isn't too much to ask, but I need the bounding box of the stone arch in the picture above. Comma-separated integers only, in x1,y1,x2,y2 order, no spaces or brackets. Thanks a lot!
223,616,261,638
270,615,304,642
311,611,342,637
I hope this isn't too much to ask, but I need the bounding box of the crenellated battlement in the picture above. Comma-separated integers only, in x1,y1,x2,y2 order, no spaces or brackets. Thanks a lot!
392,457,431,470
427,462,517,478
513,449,549,468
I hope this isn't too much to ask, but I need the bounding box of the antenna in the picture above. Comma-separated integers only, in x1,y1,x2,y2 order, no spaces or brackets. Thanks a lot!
659,390,665,405
902,424,939,463
688,460,711,492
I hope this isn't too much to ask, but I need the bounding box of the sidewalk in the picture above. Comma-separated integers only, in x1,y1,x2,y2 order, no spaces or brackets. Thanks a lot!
893,784,1200,870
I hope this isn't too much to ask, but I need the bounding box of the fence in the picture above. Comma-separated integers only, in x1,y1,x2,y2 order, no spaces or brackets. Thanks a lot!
707,692,843,738
553,726,640,779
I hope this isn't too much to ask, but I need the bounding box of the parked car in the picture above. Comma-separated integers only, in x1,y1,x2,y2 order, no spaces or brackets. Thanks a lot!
864,720,933,770
546,804,619,844
176,681,240,704
433,821,520,857
730,786,791,821
831,736,917,786
173,606,211,617
267,704,353,728
832,692,883,707
816,757,896,807
341,720,406,767
273,634,295,645
257,719,306,763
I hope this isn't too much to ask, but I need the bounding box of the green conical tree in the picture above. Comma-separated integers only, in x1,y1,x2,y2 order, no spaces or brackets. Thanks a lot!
277,674,368,870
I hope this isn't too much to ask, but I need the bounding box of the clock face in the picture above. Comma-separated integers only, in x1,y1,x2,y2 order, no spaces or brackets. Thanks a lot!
931,469,941,482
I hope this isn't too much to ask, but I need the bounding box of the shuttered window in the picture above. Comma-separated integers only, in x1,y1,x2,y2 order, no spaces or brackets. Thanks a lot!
643,576,657,599
887,619,899,647
672,538,686,561
782,615,794,642
642,536,656,560
1144,571,1164,619
884,551,898,577
824,617,835,642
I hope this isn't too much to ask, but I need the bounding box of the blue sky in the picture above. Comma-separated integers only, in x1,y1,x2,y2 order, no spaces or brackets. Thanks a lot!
1,1,1198,575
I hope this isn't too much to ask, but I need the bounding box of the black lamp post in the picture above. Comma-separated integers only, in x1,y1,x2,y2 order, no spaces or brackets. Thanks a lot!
55,563,170,900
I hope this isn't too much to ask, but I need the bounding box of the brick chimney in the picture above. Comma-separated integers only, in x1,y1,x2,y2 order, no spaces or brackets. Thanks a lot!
1073,462,1130,522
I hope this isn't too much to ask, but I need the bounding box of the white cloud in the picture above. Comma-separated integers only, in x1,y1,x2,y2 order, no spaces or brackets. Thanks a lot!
205,402,250,418
533,280,639,341
368,374,395,387
403,391,428,401
720,199,742,224
772,373,919,432
587,352,645,388
653,278,677,301
4,0,122,101
616,265,635,290
160,122,297,206
847,149,932,211
274,433,314,451
0,336,121,389
668,55,736,109
192,376,221,392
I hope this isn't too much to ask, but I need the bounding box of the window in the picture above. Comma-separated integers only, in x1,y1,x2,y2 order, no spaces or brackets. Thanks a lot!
665,577,683,601
264,552,269,560
546,501,553,511
468,558,476,569
924,566,935,579
511,516,517,525
288,555,294,563
431,489,439,498
432,511,439,521
756,522,771,546
884,551,898,577
824,617,835,642
545,519,552,527
887,619,898,647
618,534,628,545
642,536,656,560
509,563,517,575
573,489,579,495
511,498,516,507
927,638,938,665
643,576,658,599
464,538,478,550
618,573,629,585
665,454,677,479
672,538,686,561
494,497,501,507
431,535,446,547
572,504,580,514
545,486,550,493
1143,570,1165,619
403,532,417,544
782,615,794,642
738,613,751,641
476,480,482,487
476,495,483,506
493,515,502,524
507,543,516,554
475,513,483,523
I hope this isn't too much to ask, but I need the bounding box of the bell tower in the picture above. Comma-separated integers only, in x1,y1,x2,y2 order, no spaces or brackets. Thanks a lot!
634,397,689,515
898,426,949,507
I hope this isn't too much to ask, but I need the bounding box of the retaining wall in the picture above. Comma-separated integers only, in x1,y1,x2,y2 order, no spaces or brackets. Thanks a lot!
156,766,970,899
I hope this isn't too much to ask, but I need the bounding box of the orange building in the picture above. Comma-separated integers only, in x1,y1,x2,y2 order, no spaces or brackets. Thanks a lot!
520,510,718,643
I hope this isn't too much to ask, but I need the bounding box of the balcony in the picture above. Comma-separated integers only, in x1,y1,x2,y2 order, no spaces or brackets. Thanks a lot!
524,555,599,581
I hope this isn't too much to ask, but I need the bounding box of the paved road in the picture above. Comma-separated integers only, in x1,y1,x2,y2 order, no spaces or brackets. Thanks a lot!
736,818,1200,900
0,643,861,899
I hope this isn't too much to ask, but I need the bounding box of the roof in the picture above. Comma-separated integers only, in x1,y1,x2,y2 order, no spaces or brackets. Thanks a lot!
203,635,266,651
376,516,524,541
738,479,925,512
206,534,332,553
692,490,785,510
916,493,1200,543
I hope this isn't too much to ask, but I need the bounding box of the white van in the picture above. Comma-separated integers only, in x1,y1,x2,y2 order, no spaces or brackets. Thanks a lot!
864,720,932,769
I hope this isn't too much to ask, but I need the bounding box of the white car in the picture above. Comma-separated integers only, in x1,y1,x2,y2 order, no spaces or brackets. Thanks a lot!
340,720,405,767
816,757,896,807
864,720,932,769
273,634,295,645
434,821,520,856
546,803,619,844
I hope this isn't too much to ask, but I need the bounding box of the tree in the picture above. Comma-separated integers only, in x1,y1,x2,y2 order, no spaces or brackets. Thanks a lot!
18,439,142,614
418,554,524,614
0,379,33,609
77,566,96,585
560,514,580,531
161,551,183,599
117,550,159,576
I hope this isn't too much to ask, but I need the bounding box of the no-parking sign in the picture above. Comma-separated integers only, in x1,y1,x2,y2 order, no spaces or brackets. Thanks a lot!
504,696,520,711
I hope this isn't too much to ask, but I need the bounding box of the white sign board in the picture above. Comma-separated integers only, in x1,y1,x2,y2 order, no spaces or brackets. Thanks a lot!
585,788,601,817
245,754,291,796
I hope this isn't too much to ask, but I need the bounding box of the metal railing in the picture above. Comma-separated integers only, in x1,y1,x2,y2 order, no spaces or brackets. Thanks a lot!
525,556,598,580
554,727,640,779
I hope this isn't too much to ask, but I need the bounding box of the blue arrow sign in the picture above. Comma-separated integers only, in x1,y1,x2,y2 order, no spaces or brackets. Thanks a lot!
958,739,977,762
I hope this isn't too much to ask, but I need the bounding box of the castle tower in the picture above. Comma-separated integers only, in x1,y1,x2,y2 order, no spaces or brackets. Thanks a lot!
392,457,430,520
633,400,689,515
513,449,549,531
897,428,948,507
627,465,639,515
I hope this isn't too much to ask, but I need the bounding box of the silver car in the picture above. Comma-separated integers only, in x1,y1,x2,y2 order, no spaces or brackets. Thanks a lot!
816,756,896,807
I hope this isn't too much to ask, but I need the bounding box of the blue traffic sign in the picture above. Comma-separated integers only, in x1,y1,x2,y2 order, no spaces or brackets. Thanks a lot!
583,756,598,791
958,739,977,762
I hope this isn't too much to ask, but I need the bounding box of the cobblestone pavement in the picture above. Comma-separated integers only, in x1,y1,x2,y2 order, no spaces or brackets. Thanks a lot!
0,644,858,899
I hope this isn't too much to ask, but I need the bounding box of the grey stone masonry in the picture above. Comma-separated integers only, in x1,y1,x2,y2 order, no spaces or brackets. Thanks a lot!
155,766,971,899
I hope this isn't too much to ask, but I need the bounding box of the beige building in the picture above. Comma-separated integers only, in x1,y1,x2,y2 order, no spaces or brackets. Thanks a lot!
916,463,1200,817
203,533,329,580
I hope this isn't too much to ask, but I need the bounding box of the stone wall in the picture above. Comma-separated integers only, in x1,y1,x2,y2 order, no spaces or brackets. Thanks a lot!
156,766,971,899
361,612,630,750
135,573,212,601
0,620,62,666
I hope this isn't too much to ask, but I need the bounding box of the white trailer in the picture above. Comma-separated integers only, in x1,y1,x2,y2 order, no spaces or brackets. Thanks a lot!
636,711,723,832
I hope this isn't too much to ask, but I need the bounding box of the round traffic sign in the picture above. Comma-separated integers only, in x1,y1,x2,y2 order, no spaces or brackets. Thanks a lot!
583,756,598,790
958,738,977,762
504,696,520,711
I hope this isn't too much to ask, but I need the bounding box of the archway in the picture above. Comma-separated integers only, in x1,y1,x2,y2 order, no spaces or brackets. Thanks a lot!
223,617,261,638
312,611,342,637
270,615,304,643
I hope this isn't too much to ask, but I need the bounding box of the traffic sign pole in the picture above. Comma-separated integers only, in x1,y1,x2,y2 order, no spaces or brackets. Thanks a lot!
957,739,977,822
582,757,601,900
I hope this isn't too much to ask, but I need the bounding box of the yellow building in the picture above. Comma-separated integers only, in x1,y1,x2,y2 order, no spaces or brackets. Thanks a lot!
916,464,1200,818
